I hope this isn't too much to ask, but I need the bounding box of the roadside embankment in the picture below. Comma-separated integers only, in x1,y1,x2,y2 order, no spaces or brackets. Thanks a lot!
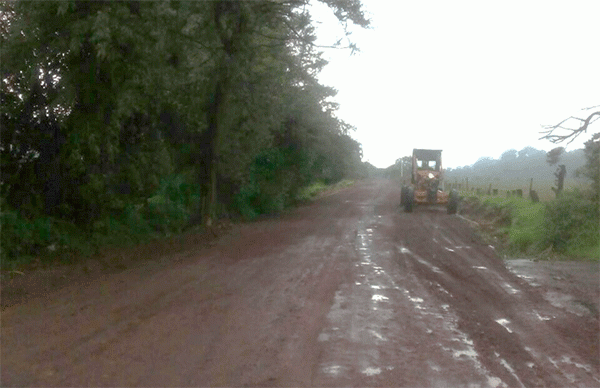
458,191,599,261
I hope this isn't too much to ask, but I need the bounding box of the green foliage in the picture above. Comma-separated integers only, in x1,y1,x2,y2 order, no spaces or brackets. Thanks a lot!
544,189,599,257
467,192,599,260
576,133,600,202
145,174,200,233
507,201,546,254
234,147,310,219
470,196,546,254
298,181,328,201
1,0,369,266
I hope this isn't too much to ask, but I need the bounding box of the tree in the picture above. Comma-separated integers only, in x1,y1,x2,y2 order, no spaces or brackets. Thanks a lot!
546,147,565,166
500,149,517,161
1,0,370,234
540,106,599,201
540,105,600,144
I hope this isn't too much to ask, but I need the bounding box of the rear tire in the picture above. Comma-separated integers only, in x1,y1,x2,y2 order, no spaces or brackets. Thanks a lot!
404,187,414,212
447,189,459,214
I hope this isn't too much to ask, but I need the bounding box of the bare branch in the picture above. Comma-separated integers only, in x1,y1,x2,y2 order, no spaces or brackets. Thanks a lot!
539,109,600,144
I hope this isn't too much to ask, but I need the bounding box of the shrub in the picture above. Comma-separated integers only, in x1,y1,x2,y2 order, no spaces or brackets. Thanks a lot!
544,189,600,257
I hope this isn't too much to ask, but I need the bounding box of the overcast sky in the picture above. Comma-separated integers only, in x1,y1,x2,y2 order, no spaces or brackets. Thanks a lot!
311,0,600,168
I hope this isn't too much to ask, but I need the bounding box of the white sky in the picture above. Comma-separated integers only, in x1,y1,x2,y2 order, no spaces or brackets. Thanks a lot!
312,0,600,168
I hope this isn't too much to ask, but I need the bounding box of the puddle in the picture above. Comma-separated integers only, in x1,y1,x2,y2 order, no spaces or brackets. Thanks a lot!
318,333,330,341
370,285,381,290
498,357,525,388
323,365,344,376
544,291,589,316
398,246,411,254
444,247,455,252
472,266,487,270
372,294,389,301
502,283,520,294
362,367,381,376
561,356,593,373
427,361,441,372
415,257,443,273
369,329,386,341
495,318,513,333
533,310,552,321
408,296,424,303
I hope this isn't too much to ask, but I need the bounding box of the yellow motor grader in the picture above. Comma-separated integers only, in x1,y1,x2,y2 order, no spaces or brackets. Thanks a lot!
401,149,459,214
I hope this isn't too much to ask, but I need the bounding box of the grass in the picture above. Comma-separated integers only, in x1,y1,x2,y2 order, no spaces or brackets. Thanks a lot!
460,191,599,261
297,179,354,201
453,178,588,202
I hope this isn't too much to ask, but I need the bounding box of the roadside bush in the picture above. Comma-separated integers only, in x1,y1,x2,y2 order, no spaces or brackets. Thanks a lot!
234,147,310,220
0,209,71,267
508,200,546,254
544,189,600,258
145,174,200,234
297,180,327,201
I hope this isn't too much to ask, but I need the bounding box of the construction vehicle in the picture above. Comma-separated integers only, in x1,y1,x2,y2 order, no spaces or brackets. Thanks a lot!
401,149,459,214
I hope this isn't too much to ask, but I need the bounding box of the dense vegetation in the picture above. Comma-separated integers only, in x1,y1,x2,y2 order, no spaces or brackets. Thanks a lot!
454,141,599,260
464,192,599,260
0,0,369,266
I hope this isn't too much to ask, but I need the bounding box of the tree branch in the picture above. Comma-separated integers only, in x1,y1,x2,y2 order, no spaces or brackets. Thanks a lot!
539,107,600,144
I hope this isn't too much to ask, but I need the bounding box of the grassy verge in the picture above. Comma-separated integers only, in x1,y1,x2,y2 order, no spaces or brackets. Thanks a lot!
460,191,599,261
297,179,354,201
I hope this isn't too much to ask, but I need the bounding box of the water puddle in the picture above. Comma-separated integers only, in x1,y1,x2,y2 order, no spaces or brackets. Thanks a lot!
323,365,344,376
370,285,381,290
502,283,520,294
372,294,389,301
415,257,443,273
544,291,589,316
398,246,411,254
472,266,487,270
561,356,593,373
427,361,441,372
444,247,455,252
318,333,330,341
495,318,513,333
369,329,386,341
533,310,552,321
362,366,381,376
496,355,525,388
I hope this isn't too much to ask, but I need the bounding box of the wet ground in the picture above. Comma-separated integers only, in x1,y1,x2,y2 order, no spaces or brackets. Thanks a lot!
2,179,598,387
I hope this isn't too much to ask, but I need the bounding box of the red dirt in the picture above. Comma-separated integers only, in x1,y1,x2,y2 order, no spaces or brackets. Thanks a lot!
2,179,598,387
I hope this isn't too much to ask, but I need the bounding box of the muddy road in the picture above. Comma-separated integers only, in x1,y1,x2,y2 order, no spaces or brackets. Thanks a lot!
2,179,598,387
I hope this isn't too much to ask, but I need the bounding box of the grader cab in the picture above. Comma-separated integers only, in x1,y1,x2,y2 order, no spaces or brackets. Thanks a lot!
401,149,458,214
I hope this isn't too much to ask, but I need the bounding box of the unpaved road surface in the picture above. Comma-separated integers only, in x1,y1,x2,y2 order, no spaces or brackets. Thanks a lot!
2,179,599,387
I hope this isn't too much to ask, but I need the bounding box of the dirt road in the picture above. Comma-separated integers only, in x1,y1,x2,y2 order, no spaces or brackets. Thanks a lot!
2,179,598,387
